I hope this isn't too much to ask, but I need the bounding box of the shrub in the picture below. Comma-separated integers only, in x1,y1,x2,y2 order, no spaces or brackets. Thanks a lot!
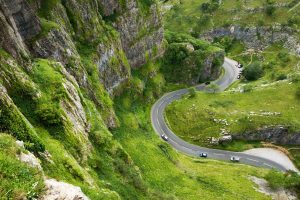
243,62,264,81
265,0,276,16
188,87,196,98
275,73,287,81
277,51,290,63
243,85,253,93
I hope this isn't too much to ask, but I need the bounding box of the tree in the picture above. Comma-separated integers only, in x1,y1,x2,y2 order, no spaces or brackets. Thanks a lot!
265,1,276,16
188,87,196,98
206,83,219,93
243,62,264,81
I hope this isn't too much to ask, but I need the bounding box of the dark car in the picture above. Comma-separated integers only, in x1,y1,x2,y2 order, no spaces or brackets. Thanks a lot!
205,81,211,85
199,153,208,158
161,134,168,141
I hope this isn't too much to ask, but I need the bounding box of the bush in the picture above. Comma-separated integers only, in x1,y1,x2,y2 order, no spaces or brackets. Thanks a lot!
265,0,276,16
243,62,264,81
275,73,287,81
188,87,196,98
265,170,300,190
277,51,290,63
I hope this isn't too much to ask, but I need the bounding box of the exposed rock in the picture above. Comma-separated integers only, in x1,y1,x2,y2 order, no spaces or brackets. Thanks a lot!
0,0,41,59
41,179,89,200
233,126,300,145
113,2,165,68
18,151,42,171
249,176,297,200
219,135,232,144
32,28,81,68
96,41,130,94
200,25,300,56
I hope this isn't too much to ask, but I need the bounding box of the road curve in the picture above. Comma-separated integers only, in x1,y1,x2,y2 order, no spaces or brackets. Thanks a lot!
151,57,291,172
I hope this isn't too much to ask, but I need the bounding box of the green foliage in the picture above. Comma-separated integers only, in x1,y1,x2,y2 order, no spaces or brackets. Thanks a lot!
200,0,220,13
265,170,300,191
243,62,264,81
277,50,291,63
31,59,65,126
0,134,44,199
265,0,276,16
162,31,223,84
0,98,45,152
38,0,61,18
188,87,197,98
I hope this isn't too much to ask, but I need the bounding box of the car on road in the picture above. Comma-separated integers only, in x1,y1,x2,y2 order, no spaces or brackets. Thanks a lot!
161,134,168,141
237,75,241,79
199,153,208,158
230,156,240,162
205,81,211,85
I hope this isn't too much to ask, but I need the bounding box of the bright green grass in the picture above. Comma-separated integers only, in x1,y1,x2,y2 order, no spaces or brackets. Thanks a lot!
166,81,300,147
113,103,272,200
164,0,299,35
0,134,44,199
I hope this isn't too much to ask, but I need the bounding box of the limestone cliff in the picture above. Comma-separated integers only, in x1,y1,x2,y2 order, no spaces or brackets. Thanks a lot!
0,0,164,198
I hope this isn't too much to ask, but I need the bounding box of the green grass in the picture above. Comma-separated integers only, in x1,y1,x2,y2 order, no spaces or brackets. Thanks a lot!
166,81,300,147
113,98,272,200
164,0,299,35
0,134,44,199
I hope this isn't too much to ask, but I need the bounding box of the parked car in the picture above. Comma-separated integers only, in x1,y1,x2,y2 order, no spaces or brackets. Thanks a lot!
230,156,240,162
161,134,168,141
237,75,241,79
205,81,211,85
199,153,208,158
238,64,243,68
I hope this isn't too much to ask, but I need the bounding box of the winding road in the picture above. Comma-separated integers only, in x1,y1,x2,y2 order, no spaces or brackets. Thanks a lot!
151,57,294,172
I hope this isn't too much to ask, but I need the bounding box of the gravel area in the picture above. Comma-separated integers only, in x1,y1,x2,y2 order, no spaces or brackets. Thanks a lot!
244,148,299,172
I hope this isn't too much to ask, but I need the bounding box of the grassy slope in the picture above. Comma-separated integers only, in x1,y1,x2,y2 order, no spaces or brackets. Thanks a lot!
164,0,299,35
113,90,271,200
0,134,44,199
166,81,300,145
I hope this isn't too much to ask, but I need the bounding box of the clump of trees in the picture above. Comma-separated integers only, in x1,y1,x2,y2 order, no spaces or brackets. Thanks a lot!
243,62,264,81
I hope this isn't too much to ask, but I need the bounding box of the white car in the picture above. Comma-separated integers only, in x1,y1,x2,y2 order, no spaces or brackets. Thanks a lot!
230,156,240,162
199,153,208,158
161,134,168,141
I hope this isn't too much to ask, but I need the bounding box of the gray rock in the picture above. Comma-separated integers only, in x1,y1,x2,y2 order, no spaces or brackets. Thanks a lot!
233,126,300,145
200,25,300,56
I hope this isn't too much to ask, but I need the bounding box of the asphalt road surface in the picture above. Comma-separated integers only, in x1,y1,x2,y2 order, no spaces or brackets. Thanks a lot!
151,57,293,172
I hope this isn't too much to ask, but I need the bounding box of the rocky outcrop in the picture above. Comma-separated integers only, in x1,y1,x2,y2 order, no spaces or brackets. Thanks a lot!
96,41,130,94
99,0,164,68
41,179,89,200
233,126,300,145
115,3,164,68
0,0,41,59
200,25,300,56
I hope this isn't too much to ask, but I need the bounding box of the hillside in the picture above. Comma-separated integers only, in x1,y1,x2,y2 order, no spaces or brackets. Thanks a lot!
0,0,299,199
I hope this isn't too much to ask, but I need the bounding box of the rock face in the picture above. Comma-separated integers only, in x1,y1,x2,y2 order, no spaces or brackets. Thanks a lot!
0,0,41,58
41,179,89,200
200,25,300,56
233,126,300,145
100,0,165,68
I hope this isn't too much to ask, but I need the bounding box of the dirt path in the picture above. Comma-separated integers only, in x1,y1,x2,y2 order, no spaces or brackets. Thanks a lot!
244,148,299,172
